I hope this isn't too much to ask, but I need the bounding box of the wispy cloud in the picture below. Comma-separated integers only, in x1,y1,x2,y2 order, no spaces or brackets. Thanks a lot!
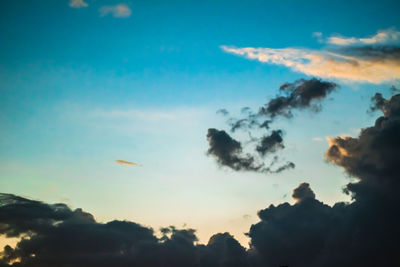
69,0,88,8
116,160,140,166
327,29,400,46
312,137,324,142
99,4,132,18
221,29,400,84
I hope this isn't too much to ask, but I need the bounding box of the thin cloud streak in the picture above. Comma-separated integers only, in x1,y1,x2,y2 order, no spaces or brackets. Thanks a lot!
116,160,140,166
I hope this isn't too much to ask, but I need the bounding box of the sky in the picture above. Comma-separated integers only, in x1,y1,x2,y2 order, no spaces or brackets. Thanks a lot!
1,0,400,257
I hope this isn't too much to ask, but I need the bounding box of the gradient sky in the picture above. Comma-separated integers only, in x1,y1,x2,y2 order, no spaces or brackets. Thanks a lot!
1,0,399,246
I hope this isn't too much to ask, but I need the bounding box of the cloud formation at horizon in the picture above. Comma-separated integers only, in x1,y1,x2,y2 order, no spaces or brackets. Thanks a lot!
3,94,400,266
221,29,400,83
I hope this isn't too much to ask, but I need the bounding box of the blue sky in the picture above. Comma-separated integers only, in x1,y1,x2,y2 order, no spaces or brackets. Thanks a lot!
1,0,400,246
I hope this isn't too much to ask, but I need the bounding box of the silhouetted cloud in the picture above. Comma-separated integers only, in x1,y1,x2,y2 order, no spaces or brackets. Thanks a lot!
208,79,336,174
292,182,316,202
326,93,400,199
206,129,294,174
206,128,263,172
2,94,400,266
256,130,284,156
3,93,399,266
0,194,247,267
259,79,338,118
243,92,400,267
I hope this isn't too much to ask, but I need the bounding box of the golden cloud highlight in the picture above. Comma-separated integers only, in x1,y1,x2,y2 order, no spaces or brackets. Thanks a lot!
221,46,400,83
116,160,140,166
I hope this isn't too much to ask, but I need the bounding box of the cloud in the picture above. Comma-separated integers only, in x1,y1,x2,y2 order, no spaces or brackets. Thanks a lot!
2,96,400,266
208,79,336,174
327,28,400,46
0,193,247,267
116,160,140,166
221,30,400,83
99,4,132,18
69,0,88,8
248,92,400,266
259,78,338,118
326,93,400,198
206,128,294,174
255,130,284,156
292,182,316,203
206,128,263,172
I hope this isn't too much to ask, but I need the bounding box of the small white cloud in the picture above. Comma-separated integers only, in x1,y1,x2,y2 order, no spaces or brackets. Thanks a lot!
99,4,132,18
327,29,400,46
69,0,88,8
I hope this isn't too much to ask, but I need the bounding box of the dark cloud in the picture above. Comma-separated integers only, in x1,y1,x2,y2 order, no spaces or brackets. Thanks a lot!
208,79,338,175
256,130,284,156
225,79,338,132
259,78,339,118
3,91,398,266
3,92,400,267
241,93,400,267
292,182,316,202
206,128,294,174
199,233,247,267
369,92,387,113
326,93,400,199
206,128,263,172
0,194,247,267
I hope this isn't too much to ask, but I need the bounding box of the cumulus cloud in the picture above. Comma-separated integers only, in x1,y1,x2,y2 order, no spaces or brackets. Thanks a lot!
292,182,316,202
0,193,246,267
326,93,400,198
69,0,88,8
2,96,400,266
221,29,400,83
99,4,132,18
246,93,400,266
